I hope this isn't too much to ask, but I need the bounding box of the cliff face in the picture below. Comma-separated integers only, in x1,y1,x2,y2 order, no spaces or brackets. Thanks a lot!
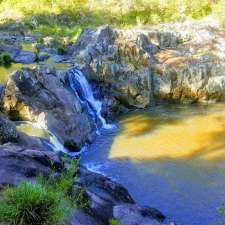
71,20,225,114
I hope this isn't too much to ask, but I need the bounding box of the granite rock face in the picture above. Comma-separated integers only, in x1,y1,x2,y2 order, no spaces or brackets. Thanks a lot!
0,143,63,189
71,21,225,113
72,26,153,118
2,66,95,150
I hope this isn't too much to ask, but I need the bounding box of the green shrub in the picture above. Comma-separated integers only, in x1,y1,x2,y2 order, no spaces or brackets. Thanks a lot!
40,158,79,194
0,182,70,225
0,52,12,65
0,159,89,225
56,45,67,55
110,218,122,225
39,158,89,210
72,186,90,210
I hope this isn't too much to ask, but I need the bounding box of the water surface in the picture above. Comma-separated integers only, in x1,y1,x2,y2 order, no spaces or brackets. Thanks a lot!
81,104,225,225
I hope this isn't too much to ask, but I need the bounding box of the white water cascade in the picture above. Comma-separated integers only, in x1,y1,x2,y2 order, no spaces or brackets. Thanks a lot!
68,67,114,131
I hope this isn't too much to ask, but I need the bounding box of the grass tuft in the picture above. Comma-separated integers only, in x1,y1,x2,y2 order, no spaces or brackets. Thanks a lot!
0,182,69,225
0,159,89,225
110,218,122,225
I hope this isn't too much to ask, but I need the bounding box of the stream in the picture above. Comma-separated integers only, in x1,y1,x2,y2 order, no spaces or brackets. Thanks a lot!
1,42,225,225
81,103,225,225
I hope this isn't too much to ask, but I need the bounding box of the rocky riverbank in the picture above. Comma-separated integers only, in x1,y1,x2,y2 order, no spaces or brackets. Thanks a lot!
0,113,175,225
0,19,224,225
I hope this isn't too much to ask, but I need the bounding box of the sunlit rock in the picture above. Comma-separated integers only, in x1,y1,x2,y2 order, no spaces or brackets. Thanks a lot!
72,21,225,109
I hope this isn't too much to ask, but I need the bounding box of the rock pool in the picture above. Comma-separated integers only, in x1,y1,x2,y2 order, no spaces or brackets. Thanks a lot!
81,104,225,225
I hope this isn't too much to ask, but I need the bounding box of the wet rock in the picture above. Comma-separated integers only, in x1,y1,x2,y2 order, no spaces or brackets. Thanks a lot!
64,209,104,225
77,167,172,225
3,66,95,150
78,167,134,221
113,204,165,225
38,52,50,61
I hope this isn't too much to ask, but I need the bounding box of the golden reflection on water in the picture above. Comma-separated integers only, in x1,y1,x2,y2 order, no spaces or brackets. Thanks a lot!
110,105,225,162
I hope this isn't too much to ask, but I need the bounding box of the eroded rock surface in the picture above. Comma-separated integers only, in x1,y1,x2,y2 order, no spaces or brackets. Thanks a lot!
71,21,225,112
3,66,95,150
0,143,63,189
72,26,153,118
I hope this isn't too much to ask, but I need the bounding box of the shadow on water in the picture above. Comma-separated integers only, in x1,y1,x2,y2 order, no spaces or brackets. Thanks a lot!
81,103,225,225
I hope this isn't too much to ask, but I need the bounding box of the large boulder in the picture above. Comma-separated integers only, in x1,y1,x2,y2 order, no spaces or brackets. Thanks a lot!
2,66,95,150
113,204,167,225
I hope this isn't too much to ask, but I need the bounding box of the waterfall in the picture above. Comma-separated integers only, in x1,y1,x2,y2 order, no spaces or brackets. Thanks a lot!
68,67,114,130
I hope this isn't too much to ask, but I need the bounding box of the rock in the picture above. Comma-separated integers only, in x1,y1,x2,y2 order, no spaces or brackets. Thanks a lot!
113,204,165,225
0,44,21,57
78,167,134,221
153,50,225,103
0,143,63,188
76,167,173,225
72,25,154,114
38,52,50,61
64,209,104,225
71,22,225,112
0,113,18,144
3,66,95,151
0,85,4,108
13,50,37,64
79,167,134,203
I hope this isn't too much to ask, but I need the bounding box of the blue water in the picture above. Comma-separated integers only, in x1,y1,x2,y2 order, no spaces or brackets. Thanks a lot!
81,104,225,225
